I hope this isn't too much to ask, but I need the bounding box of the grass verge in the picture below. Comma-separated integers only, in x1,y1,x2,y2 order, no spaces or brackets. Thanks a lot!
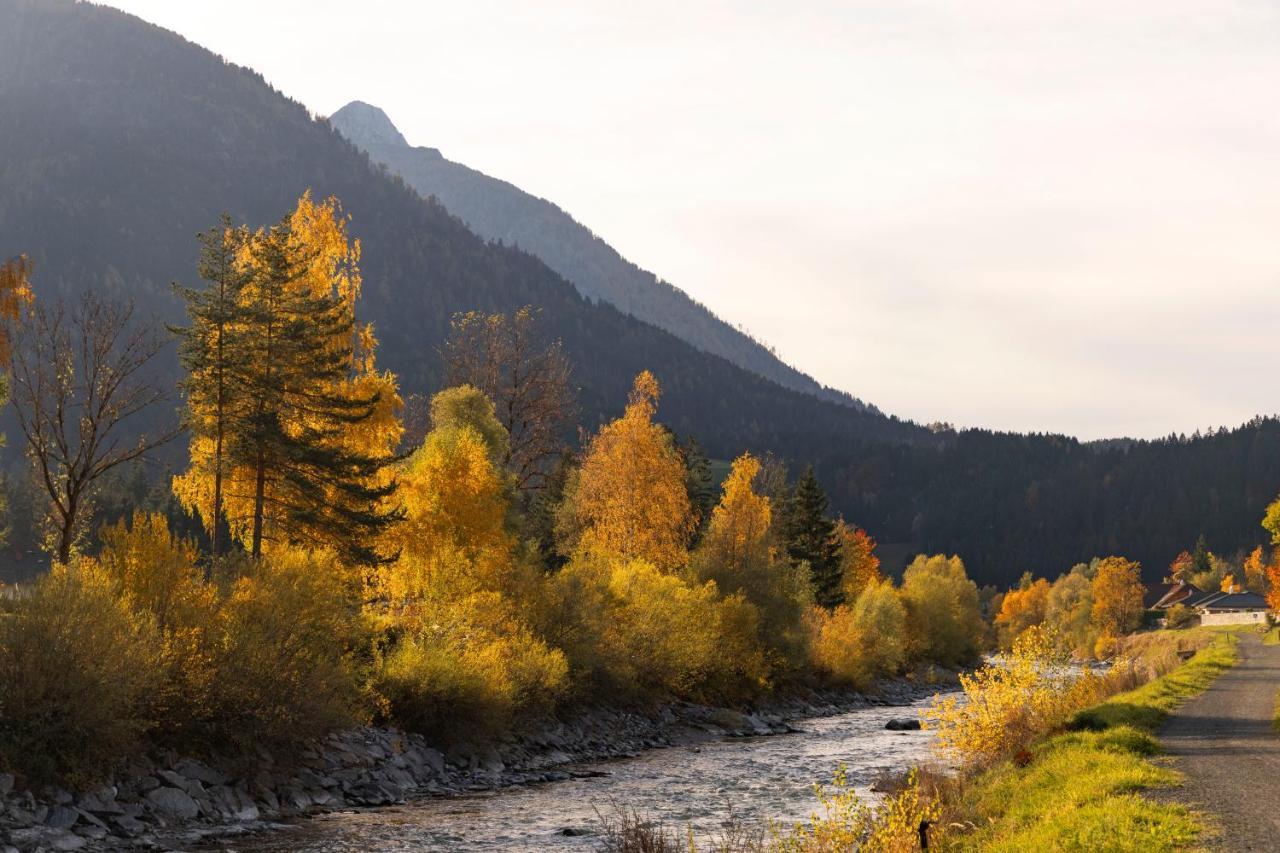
940,631,1238,852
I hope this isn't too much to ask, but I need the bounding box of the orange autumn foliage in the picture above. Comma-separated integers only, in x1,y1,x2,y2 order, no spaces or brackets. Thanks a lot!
835,521,882,605
993,577,1052,649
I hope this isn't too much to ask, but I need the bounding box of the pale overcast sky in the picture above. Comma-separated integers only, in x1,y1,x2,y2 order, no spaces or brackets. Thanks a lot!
104,0,1280,439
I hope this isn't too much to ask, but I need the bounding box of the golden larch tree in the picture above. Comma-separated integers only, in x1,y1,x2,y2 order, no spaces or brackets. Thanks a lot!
558,371,693,572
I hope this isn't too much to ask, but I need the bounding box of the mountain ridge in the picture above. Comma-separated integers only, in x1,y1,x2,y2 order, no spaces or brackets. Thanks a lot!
328,100,876,413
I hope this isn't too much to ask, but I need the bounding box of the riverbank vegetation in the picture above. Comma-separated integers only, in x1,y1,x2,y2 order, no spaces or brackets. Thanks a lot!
0,195,997,790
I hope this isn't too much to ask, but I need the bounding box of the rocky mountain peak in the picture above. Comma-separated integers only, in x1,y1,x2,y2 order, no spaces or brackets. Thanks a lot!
329,100,408,150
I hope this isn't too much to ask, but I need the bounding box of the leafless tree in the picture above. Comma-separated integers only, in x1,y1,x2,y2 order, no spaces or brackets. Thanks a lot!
8,292,179,564
444,306,575,491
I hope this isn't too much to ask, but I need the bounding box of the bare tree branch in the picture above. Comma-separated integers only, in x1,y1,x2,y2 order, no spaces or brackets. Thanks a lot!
7,291,179,563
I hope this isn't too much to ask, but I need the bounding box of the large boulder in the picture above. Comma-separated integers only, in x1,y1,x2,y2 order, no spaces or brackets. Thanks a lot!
145,787,199,821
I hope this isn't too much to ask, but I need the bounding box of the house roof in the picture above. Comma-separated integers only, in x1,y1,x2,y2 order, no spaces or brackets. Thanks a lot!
1144,582,1179,609
1183,589,1227,608
1145,580,1201,609
1197,592,1269,612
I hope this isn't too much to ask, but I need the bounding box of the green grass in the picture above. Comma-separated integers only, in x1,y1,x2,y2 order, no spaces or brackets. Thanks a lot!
942,632,1239,852
1263,626,1280,645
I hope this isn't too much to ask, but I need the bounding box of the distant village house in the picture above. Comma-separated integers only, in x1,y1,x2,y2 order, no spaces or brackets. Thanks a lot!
1145,580,1271,627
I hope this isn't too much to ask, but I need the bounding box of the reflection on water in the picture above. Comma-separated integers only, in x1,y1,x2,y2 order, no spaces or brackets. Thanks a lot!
217,695,941,852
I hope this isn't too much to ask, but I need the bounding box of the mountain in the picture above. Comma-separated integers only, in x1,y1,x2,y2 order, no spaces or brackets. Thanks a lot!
2,0,1278,587
0,1,916,466
328,101,874,413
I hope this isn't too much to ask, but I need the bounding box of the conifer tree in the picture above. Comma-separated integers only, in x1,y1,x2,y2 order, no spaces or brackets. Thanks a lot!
174,195,403,566
1191,534,1211,578
680,435,715,533
172,217,251,558
782,465,841,607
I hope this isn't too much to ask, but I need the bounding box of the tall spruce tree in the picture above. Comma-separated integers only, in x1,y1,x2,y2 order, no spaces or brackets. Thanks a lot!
173,216,251,558
1191,534,1211,579
680,434,716,535
174,196,404,566
783,465,842,607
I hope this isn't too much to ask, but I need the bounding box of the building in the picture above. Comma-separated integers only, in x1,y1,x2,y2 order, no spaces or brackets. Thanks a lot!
1144,579,1201,610
1186,591,1271,626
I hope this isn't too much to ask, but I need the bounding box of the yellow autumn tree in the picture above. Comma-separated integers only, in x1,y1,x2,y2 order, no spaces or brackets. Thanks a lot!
1090,556,1145,650
900,554,985,667
372,386,567,739
691,452,811,672
0,254,33,363
377,388,517,605
1242,546,1269,595
557,371,694,572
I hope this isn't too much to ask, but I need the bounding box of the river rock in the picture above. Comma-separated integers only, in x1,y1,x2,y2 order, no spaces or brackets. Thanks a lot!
44,805,78,830
0,772,13,797
145,786,199,821
885,718,922,731
77,786,123,815
173,759,227,787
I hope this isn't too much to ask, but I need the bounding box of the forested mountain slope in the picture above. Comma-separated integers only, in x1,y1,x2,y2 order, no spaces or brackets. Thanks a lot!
0,0,917,464
1,0,1278,586
329,100,873,412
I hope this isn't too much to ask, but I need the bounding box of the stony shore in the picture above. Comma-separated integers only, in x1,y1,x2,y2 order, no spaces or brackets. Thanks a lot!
0,676,956,852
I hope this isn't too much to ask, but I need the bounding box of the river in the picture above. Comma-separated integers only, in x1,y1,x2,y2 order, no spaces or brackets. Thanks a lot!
214,692,943,852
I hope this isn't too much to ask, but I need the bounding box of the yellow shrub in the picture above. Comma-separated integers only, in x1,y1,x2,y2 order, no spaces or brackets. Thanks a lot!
810,580,907,689
0,562,162,786
546,551,767,701
771,767,940,852
211,550,365,749
373,599,568,742
924,626,1102,767
96,512,216,628
95,512,222,740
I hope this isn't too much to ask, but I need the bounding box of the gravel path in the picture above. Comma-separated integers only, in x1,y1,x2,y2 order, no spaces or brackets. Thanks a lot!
1158,632,1280,850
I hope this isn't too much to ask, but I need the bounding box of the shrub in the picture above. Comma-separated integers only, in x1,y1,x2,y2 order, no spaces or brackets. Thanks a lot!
96,511,215,629
771,766,941,853
925,627,1104,767
0,562,162,787
547,551,767,701
810,580,907,689
373,592,568,741
1164,603,1197,629
95,512,222,741
210,550,365,750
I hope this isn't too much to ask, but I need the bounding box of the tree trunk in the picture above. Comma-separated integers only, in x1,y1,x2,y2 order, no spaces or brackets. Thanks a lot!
251,449,266,559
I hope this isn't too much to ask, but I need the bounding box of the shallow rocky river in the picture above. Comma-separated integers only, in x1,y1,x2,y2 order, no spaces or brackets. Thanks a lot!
215,694,941,852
